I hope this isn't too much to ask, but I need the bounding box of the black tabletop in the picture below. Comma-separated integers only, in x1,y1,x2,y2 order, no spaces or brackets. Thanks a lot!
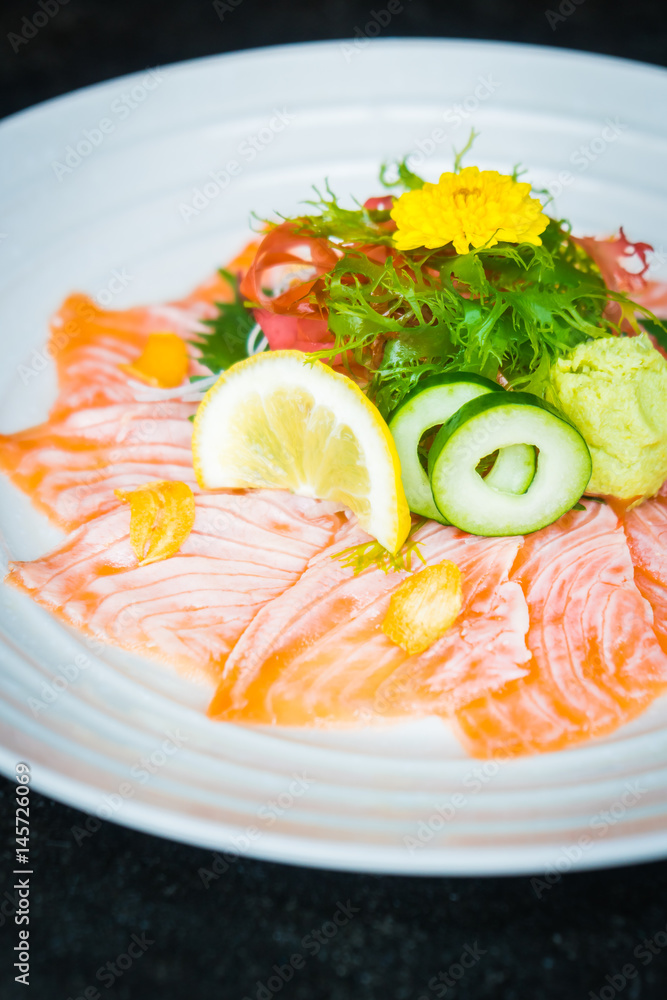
1,1,667,997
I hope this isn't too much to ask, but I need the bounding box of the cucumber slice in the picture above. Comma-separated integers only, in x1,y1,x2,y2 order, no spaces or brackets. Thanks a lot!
428,392,592,536
388,374,535,521
484,443,536,495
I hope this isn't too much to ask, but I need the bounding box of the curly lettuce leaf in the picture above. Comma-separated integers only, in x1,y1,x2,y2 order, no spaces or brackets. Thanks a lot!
305,218,637,416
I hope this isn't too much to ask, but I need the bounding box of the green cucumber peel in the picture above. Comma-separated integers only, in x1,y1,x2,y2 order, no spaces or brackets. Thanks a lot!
388,373,500,522
428,392,592,536
388,374,536,522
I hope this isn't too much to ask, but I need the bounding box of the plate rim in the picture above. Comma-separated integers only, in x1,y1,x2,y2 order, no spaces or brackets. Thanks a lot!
2,35,666,132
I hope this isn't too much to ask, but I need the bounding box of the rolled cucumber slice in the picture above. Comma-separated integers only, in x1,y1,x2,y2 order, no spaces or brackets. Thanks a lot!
388,374,535,522
428,392,592,536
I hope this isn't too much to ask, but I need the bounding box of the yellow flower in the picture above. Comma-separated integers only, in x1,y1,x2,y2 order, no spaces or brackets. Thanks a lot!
390,166,549,255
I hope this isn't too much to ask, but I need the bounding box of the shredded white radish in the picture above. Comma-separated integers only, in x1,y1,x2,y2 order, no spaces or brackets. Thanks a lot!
128,375,218,402
246,323,269,356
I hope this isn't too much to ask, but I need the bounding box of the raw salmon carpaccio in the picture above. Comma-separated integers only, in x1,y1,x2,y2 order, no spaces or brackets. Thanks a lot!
455,502,667,757
622,483,667,652
208,519,532,725
4,244,667,756
0,244,258,531
7,489,344,681
0,398,199,529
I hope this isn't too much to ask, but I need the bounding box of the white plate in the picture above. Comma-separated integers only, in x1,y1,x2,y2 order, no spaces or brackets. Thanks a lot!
1,39,667,875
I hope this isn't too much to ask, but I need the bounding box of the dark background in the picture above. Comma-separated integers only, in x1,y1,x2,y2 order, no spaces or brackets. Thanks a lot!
1,1,667,997
1,0,667,120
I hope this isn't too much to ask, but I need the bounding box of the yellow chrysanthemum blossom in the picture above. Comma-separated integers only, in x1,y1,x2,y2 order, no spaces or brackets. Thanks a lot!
390,166,549,255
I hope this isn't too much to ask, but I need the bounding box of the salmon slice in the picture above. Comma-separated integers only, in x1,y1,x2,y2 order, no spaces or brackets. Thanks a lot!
0,295,202,529
208,520,531,726
455,502,667,757
7,490,345,680
623,489,667,651
0,400,197,530
0,245,257,529
47,241,258,413
45,294,207,414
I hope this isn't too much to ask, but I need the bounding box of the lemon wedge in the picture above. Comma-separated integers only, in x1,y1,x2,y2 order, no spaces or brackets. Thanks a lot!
192,350,411,553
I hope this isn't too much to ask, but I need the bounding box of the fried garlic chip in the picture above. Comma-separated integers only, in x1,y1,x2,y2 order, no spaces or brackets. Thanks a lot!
382,561,463,655
119,332,189,388
115,481,195,566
